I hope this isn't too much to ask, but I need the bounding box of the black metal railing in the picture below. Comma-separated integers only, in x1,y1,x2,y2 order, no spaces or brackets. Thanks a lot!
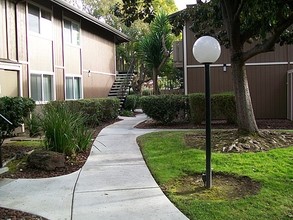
109,58,136,108
0,113,12,168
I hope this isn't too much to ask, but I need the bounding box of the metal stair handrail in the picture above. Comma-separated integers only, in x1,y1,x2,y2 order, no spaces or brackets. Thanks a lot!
117,58,136,98
0,113,13,168
0,113,12,125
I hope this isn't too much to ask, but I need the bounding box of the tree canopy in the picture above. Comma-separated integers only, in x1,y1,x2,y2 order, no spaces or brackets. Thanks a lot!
172,0,293,134
113,0,293,134
138,12,174,94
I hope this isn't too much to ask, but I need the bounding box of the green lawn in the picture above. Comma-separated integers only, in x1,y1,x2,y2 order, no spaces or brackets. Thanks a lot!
137,131,293,220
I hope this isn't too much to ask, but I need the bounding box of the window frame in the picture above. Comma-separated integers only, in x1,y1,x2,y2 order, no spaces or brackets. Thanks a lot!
63,17,81,46
30,71,55,104
65,75,83,100
27,3,52,39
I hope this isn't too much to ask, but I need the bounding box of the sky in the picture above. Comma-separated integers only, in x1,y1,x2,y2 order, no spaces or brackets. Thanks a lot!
174,0,197,10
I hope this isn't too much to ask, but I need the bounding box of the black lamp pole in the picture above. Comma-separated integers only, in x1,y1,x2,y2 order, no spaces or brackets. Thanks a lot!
205,63,212,188
192,35,221,189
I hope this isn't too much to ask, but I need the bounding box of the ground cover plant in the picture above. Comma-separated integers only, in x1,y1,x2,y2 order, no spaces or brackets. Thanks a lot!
138,130,293,220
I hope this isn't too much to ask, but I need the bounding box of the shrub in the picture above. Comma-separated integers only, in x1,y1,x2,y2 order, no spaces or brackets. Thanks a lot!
189,93,205,124
212,92,237,124
140,95,187,124
25,113,42,137
0,96,36,144
189,92,237,125
141,89,152,96
97,98,120,122
50,98,120,127
123,95,140,112
120,109,135,117
42,103,92,155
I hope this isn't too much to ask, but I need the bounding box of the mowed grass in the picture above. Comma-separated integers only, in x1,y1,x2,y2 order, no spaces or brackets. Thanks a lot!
137,131,293,220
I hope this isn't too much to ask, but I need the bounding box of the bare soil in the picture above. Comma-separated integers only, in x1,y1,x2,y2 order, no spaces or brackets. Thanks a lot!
162,172,261,201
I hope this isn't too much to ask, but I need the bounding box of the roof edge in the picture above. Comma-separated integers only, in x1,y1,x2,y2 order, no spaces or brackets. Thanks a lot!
50,0,130,43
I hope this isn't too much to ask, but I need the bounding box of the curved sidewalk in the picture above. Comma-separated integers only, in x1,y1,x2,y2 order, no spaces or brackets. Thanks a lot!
0,114,188,220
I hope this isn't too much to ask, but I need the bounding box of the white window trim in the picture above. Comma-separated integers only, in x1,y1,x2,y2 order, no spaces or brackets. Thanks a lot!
27,2,53,40
63,17,81,47
29,70,55,104
64,74,83,100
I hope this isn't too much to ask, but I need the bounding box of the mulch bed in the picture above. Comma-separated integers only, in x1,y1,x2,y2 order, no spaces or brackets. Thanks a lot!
0,119,119,219
135,119,293,130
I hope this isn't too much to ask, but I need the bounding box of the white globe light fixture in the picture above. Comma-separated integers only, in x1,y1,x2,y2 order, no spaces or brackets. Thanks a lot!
192,36,221,189
192,36,221,64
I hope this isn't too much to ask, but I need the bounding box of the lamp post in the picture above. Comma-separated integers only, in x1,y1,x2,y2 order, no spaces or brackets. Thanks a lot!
192,36,221,189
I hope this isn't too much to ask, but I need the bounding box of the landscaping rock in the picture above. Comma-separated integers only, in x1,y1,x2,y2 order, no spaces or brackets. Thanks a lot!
28,150,65,171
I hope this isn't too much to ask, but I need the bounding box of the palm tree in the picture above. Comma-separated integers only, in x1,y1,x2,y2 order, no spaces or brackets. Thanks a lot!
139,12,173,94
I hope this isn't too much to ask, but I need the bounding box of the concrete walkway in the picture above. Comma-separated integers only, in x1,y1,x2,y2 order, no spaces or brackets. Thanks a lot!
0,114,188,220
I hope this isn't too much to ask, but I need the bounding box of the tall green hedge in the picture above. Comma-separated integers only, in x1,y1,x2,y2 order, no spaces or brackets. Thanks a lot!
50,97,120,126
212,93,237,124
140,95,188,124
189,92,237,125
123,95,140,112
189,93,205,124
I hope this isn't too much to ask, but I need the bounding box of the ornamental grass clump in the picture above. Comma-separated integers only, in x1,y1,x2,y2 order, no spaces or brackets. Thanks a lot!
42,103,92,156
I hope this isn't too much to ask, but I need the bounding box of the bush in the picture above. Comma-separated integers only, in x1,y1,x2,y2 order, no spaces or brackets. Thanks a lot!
25,113,42,137
97,98,120,122
0,96,36,144
189,93,205,124
212,92,237,124
123,95,140,111
50,98,120,127
42,103,92,155
141,95,187,124
120,109,135,117
189,92,237,125
141,89,152,96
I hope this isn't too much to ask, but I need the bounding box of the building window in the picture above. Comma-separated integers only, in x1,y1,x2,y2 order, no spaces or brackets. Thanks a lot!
31,73,53,102
63,19,80,45
65,76,81,100
28,4,52,37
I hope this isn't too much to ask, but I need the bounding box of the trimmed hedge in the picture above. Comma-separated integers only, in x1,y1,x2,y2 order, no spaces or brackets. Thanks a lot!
50,98,120,126
212,93,237,124
189,93,205,124
140,95,188,124
189,92,237,125
123,95,140,112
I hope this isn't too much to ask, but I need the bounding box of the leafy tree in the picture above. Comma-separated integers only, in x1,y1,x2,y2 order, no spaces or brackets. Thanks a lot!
113,0,177,27
117,0,293,134
138,12,173,94
73,0,178,94
175,0,293,134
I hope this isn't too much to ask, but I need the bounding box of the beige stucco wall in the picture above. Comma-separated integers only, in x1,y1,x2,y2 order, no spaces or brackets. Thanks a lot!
1,0,121,101
29,35,53,72
81,29,115,74
81,24,116,98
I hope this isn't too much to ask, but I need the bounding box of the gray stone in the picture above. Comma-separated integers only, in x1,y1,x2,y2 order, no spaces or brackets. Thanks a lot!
28,150,65,171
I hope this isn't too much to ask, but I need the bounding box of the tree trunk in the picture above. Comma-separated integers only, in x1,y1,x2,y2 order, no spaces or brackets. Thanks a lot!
232,58,259,134
153,67,160,95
